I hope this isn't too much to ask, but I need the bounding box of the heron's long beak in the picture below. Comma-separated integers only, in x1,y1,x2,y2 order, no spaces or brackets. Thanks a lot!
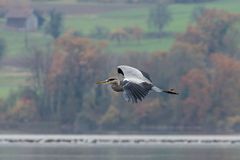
96,80,109,84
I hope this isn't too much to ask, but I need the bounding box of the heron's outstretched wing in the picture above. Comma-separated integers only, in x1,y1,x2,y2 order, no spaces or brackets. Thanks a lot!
139,70,152,82
122,80,152,103
117,65,152,84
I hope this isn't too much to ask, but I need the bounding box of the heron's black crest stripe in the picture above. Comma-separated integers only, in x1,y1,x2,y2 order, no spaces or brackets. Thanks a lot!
117,68,124,76
108,78,115,81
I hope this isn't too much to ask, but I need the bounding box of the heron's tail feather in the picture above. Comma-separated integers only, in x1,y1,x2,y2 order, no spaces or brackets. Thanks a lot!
152,86,179,95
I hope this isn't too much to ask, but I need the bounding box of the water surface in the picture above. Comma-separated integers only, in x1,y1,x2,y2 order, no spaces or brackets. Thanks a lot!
0,135,239,160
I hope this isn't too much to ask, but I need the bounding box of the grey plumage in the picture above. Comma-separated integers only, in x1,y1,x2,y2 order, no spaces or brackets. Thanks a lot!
96,65,178,103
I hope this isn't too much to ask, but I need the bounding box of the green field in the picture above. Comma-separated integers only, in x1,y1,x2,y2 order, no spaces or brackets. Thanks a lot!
0,29,52,57
61,0,240,53
32,0,78,3
106,37,174,53
0,0,240,98
0,68,31,98
1,0,240,56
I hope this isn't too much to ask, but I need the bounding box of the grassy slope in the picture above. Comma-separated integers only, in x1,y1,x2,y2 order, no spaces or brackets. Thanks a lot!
0,68,31,98
0,28,52,57
65,0,240,53
1,0,240,56
106,37,174,53
65,0,240,33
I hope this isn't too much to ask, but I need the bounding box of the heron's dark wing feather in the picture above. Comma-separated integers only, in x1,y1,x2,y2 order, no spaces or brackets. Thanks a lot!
122,80,152,103
140,70,152,82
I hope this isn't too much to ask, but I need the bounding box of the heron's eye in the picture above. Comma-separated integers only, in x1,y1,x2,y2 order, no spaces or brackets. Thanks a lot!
108,78,115,81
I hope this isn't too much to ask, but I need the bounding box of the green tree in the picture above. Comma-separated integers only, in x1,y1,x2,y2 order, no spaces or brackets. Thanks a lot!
148,3,172,34
191,6,207,22
34,10,45,29
45,10,63,39
27,47,51,119
90,26,109,39
0,38,5,59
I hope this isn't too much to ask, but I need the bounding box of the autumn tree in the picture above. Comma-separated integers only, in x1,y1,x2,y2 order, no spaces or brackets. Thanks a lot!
179,69,211,127
171,9,240,60
25,47,52,119
164,9,240,87
189,10,239,54
99,105,121,129
209,53,240,129
109,28,129,44
124,27,143,43
2,9,240,134
147,9,240,132
5,88,39,123
46,32,111,131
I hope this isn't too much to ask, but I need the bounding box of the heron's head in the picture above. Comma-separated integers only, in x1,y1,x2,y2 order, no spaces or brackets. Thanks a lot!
96,77,118,85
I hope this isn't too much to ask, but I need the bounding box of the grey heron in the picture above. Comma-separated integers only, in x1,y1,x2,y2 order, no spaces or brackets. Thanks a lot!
96,65,178,103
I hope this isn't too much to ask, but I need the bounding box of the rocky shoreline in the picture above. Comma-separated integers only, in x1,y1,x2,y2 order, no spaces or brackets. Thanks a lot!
0,135,240,146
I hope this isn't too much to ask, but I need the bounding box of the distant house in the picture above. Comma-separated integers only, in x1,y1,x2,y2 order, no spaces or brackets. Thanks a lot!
5,7,38,31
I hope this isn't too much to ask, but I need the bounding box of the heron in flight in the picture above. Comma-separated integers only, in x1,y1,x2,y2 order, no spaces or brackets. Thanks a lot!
96,65,178,103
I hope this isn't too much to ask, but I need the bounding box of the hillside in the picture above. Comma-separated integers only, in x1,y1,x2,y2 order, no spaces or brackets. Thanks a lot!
0,0,239,98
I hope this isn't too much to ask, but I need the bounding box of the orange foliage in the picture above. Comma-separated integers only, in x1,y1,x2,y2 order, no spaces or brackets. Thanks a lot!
211,53,240,75
7,98,38,122
48,32,107,89
48,50,66,80
197,9,239,32
198,10,239,52
180,69,212,124
134,99,160,119
175,9,240,55
210,53,240,92
109,28,129,43
210,53,240,117
174,9,240,127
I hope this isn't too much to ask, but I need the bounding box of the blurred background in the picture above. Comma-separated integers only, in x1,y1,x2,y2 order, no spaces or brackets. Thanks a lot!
0,0,239,134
